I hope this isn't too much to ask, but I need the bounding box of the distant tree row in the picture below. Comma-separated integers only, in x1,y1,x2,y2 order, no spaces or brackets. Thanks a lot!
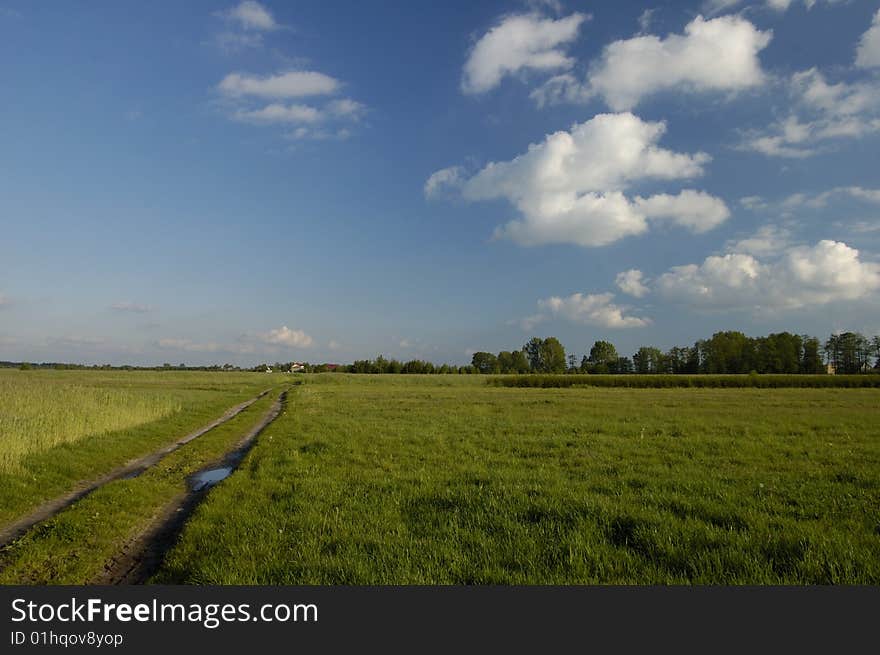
466,331,880,376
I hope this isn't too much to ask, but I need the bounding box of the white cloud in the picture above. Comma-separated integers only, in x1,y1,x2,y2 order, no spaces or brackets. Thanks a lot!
221,1,279,31
725,224,791,257
460,113,727,247
461,12,587,94
261,325,314,348
326,98,366,119
218,72,365,140
857,10,880,69
702,0,744,16
656,240,880,311
533,15,771,110
615,269,650,298
781,186,880,209
110,301,152,314
739,195,768,211
740,69,880,157
233,103,321,124
634,190,731,233
286,126,352,141
213,31,265,53
637,9,656,33
218,71,340,99
518,313,548,331
766,0,846,12
327,340,342,351
424,166,465,198
537,292,651,328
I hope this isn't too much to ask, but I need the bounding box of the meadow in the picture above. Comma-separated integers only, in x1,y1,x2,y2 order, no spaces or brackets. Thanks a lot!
156,374,880,584
1,372,878,584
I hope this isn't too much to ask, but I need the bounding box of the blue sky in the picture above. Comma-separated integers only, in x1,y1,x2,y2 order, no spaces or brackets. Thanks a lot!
1,0,879,366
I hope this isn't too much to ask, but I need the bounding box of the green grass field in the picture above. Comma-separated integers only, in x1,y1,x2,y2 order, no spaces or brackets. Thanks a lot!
156,374,880,584
1,372,878,584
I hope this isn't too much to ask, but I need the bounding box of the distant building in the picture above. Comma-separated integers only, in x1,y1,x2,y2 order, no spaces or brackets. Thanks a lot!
826,363,836,375
289,362,306,373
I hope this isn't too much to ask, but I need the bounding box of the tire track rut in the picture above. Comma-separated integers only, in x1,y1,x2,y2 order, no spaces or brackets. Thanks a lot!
0,389,273,550
95,390,287,585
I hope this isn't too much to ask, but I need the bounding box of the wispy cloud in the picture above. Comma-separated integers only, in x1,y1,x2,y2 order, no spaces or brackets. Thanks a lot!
219,1,281,31
110,301,152,314
217,71,366,140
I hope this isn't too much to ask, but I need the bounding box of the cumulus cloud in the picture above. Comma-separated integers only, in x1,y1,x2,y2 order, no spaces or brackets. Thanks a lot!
615,269,650,298
424,166,465,198
532,15,771,110
857,10,880,69
634,190,731,233
462,12,588,94
656,240,880,311
110,301,152,314
460,113,727,247
261,325,314,348
740,68,880,157
537,292,651,328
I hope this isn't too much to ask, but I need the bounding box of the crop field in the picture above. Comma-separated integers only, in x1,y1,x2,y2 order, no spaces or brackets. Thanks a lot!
1,372,878,584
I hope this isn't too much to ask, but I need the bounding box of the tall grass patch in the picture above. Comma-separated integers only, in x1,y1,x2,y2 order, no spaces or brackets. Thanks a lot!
0,373,182,471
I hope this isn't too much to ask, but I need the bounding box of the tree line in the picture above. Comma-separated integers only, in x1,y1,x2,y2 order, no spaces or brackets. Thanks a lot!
6,331,877,375
331,331,879,375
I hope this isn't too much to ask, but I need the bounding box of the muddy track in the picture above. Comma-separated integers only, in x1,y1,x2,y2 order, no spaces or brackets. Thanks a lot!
0,389,273,550
95,390,287,585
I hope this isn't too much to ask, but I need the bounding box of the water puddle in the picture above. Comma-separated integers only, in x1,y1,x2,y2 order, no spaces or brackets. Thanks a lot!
189,467,232,492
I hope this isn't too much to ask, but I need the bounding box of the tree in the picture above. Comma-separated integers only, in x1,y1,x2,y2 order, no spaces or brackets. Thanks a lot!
588,340,618,374
521,337,566,373
471,352,499,374
523,338,543,372
825,332,871,374
611,356,633,374
540,337,567,373
633,346,664,373
702,331,755,374
665,346,691,374
800,336,824,374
